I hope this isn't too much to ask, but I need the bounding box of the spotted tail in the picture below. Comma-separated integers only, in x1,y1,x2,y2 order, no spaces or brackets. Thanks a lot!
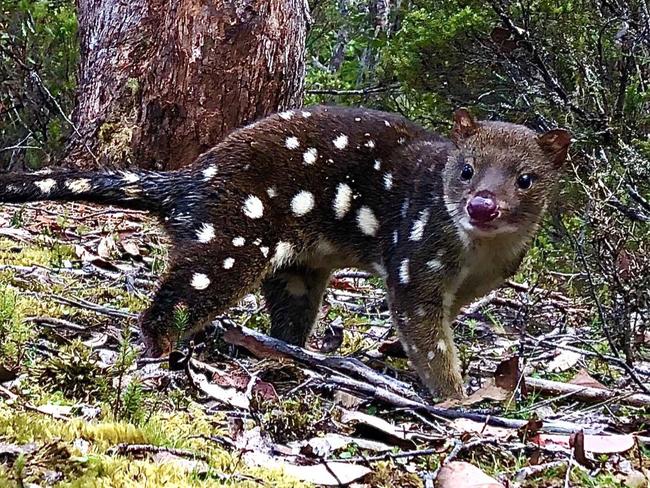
0,169,186,214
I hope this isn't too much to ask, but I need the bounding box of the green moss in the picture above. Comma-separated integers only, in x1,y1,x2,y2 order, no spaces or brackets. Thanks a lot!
0,407,308,487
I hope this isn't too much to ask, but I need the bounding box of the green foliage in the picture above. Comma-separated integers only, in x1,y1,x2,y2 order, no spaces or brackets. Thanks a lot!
0,286,32,370
34,339,106,401
0,0,78,168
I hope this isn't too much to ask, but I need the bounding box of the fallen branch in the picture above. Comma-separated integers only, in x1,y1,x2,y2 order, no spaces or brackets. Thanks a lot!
107,443,209,461
219,318,420,402
525,377,650,408
217,319,604,435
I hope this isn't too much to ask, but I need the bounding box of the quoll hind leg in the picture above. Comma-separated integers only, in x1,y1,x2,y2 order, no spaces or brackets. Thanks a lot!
262,264,332,346
388,289,464,399
139,248,268,357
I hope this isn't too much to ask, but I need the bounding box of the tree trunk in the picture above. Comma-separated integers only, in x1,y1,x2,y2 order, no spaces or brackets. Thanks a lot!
65,0,309,170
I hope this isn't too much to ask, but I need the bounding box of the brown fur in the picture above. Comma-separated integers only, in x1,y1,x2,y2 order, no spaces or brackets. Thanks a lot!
0,106,570,398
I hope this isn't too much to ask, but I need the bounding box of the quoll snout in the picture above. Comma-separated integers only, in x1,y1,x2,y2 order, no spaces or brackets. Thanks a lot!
466,190,499,223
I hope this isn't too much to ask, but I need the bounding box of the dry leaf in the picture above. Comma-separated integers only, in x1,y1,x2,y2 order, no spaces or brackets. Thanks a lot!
531,434,635,454
449,419,513,440
341,410,416,449
280,461,372,486
569,369,607,389
122,240,140,257
458,379,510,406
97,235,116,259
494,356,523,392
436,461,505,488
546,350,582,372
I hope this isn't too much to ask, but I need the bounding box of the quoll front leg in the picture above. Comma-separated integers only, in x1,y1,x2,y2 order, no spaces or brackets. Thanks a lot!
262,264,332,346
387,284,464,399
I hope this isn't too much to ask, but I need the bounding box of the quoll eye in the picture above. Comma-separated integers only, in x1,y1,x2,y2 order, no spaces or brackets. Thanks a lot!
460,164,474,181
516,173,534,190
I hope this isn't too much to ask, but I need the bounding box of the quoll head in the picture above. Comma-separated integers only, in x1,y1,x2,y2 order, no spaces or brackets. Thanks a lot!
443,108,571,238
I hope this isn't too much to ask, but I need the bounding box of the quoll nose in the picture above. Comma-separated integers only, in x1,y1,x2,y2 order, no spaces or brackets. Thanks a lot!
467,191,498,223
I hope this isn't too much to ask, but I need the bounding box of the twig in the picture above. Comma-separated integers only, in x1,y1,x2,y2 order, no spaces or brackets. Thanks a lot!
107,443,209,461
25,316,88,332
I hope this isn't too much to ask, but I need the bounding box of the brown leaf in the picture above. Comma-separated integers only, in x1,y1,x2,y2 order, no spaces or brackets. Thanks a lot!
378,338,407,358
0,364,18,382
341,410,417,449
570,430,593,468
436,461,505,488
494,356,523,392
458,379,510,406
569,369,607,390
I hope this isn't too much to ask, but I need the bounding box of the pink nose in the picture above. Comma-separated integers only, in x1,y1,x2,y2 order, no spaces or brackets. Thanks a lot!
467,191,498,223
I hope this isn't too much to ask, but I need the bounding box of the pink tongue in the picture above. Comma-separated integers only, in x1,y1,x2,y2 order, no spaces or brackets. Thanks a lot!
467,191,498,223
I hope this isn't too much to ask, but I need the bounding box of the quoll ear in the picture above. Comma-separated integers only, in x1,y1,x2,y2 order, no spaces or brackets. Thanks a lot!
537,129,572,168
451,108,479,143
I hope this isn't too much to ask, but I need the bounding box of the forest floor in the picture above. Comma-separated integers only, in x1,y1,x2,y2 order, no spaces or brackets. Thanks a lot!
0,202,648,488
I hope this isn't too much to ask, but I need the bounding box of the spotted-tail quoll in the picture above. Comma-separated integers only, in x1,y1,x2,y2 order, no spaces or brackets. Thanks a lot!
0,106,571,398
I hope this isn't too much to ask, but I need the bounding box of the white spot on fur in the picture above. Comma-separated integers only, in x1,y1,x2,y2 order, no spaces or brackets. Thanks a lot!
266,187,277,198
243,195,264,219
121,171,140,183
383,172,393,190
271,241,295,269
278,110,294,120
223,258,235,269
393,230,399,244
260,246,270,257
285,136,300,150
401,198,410,217
301,111,312,118
356,206,379,236
437,339,448,352
65,179,91,193
333,183,353,219
384,120,391,127
196,223,215,243
409,209,431,241
427,350,435,361
232,237,245,247
291,190,315,216
374,160,381,171
253,238,262,246
303,147,318,165
203,165,217,180
427,259,443,272
286,276,307,296
398,137,406,145
191,273,210,290
399,259,410,284
333,134,349,150
34,179,56,194
365,139,376,149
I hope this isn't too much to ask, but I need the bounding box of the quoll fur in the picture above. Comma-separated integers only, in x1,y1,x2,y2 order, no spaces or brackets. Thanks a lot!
0,106,570,398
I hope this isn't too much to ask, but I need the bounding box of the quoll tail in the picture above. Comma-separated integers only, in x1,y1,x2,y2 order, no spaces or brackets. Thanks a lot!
0,169,182,214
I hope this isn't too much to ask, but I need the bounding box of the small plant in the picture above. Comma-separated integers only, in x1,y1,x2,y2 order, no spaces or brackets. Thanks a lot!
255,392,329,444
34,339,104,401
0,287,32,370
10,207,25,228
172,303,190,347
111,324,140,420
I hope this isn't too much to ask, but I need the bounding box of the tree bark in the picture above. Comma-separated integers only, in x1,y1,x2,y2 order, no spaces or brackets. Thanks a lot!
65,0,309,170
